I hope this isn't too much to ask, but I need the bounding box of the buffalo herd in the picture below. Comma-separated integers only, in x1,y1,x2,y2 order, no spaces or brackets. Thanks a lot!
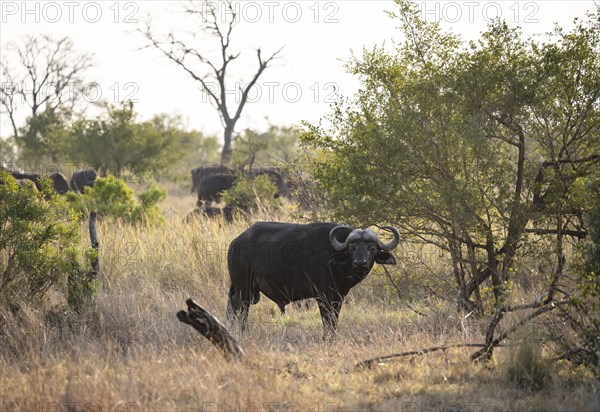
1,167,97,195
192,165,291,206
4,162,401,339
190,164,292,220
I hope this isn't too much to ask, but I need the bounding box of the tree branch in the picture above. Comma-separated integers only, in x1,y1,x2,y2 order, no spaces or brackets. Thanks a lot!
355,343,488,370
471,294,570,362
524,228,587,238
232,46,284,124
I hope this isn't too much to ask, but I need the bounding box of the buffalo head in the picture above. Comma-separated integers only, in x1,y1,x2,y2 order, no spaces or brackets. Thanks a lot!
329,225,399,274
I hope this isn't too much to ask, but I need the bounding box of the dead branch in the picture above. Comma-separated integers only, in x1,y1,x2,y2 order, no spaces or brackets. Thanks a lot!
355,343,487,370
470,297,570,362
177,298,245,361
353,289,571,368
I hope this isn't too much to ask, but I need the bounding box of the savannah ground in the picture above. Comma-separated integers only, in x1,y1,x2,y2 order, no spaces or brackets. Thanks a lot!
1,186,598,412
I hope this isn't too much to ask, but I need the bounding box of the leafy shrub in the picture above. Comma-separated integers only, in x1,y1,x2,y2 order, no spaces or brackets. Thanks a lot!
66,176,166,224
132,183,167,223
0,170,93,311
221,173,280,211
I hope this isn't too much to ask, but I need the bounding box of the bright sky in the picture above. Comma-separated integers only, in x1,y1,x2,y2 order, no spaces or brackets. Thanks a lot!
0,1,596,141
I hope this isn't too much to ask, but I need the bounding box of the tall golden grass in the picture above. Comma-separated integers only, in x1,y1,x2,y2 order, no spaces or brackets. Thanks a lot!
0,190,598,411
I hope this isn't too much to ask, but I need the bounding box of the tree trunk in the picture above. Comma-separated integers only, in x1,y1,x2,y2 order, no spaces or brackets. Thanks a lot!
221,125,234,165
485,232,502,305
466,242,484,315
499,130,527,288
449,236,471,312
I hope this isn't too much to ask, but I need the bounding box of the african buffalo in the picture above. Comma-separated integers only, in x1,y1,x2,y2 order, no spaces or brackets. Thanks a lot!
0,173,40,192
196,168,291,206
70,169,97,193
191,164,232,194
8,171,69,195
196,173,237,206
226,222,400,339
49,172,70,195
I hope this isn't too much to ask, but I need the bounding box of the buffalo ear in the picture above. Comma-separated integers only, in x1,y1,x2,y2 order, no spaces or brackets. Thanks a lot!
375,250,396,265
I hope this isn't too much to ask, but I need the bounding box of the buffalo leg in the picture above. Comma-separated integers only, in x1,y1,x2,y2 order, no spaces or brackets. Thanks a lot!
278,303,286,315
226,286,251,332
316,297,343,340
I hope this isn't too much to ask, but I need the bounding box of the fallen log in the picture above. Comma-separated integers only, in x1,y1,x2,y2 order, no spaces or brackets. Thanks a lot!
176,298,246,361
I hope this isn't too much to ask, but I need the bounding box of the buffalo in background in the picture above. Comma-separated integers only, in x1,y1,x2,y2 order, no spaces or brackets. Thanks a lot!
49,172,70,194
2,169,70,195
194,165,291,207
227,222,400,339
196,173,236,207
191,164,232,194
70,169,98,193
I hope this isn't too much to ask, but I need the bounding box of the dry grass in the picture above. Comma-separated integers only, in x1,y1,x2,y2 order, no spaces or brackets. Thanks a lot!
1,190,599,411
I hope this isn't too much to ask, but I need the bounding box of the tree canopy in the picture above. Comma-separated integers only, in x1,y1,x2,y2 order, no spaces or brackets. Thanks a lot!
302,0,600,311
67,102,186,178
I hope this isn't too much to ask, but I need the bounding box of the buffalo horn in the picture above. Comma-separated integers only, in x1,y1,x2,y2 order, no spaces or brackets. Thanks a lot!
329,225,354,251
377,226,400,251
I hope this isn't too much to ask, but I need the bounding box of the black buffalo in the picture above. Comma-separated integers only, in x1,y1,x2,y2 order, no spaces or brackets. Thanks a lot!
196,173,237,207
50,172,70,195
191,164,232,194
196,168,291,207
226,222,400,339
7,170,69,195
70,169,97,193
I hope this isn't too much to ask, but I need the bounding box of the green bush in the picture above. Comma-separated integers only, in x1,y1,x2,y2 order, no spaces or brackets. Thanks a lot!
0,170,94,311
66,176,166,224
221,173,280,211
132,183,167,224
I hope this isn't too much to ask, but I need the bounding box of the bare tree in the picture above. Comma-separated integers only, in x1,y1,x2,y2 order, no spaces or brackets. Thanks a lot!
139,1,283,164
0,35,93,141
